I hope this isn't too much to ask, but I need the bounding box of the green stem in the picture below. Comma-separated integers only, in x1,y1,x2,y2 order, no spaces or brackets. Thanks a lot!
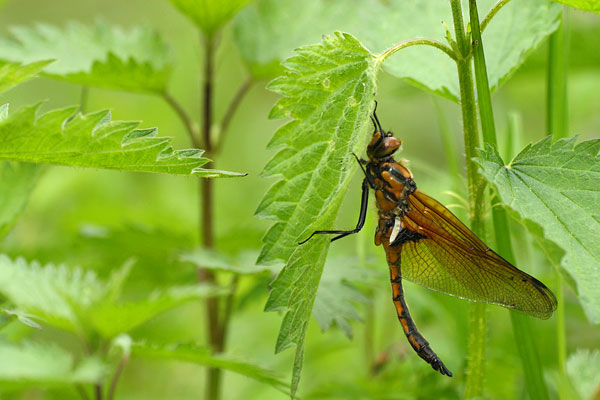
377,38,456,64
547,8,569,141
450,1,487,397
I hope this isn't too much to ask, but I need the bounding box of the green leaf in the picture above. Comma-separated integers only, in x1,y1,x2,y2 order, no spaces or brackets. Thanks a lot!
551,0,600,13
258,32,378,396
131,341,289,394
566,349,600,399
0,104,244,177
476,137,600,322
0,256,223,338
0,21,171,93
313,256,373,338
0,60,52,93
168,0,254,37
88,284,225,338
0,308,42,330
0,341,106,385
234,0,560,100
0,161,39,239
181,249,277,275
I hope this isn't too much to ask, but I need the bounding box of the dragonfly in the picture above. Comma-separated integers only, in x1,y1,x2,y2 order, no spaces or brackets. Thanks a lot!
299,103,557,376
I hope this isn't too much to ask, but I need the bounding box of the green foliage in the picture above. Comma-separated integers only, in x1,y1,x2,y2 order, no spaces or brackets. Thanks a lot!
182,249,276,275
0,162,38,239
566,349,600,399
0,255,222,338
0,22,171,93
132,341,289,394
168,0,254,38
234,0,560,100
313,256,373,338
258,32,378,396
551,0,600,13
0,104,243,177
0,341,106,385
477,137,600,322
0,59,52,93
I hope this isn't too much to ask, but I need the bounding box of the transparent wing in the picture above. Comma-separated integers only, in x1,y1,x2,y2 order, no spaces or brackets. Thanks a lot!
397,190,556,319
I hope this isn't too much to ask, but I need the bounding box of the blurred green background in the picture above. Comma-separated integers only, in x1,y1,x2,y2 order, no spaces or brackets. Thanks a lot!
0,0,599,399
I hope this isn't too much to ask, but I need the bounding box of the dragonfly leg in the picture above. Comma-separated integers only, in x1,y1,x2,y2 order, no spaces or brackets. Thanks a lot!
388,262,453,377
298,178,369,244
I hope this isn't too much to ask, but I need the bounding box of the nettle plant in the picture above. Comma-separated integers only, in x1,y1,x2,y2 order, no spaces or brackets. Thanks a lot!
0,0,598,399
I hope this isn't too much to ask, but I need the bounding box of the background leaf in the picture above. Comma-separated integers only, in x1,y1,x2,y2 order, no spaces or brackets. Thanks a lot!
0,21,171,93
234,0,560,101
258,32,378,396
0,104,243,177
132,341,289,394
167,0,254,37
566,349,600,399
477,137,600,322
0,341,106,385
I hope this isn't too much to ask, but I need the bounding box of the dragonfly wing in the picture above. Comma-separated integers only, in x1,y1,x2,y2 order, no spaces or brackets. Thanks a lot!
398,190,557,319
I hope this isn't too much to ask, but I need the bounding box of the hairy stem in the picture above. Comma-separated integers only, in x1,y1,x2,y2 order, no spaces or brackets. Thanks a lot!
213,78,253,155
377,38,456,64
450,0,487,397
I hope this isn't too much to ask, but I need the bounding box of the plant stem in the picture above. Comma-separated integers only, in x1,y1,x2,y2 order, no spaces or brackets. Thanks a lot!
107,355,129,400
377,38,456,64
80,86,89,114
162,91,201,148
547,8,569,141
94,384,102,400
199,33,223,400
449,1,487,397
213,78,253,155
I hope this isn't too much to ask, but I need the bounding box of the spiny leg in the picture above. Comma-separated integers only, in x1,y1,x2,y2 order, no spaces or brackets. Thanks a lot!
388,261,452,377
298,178,369,244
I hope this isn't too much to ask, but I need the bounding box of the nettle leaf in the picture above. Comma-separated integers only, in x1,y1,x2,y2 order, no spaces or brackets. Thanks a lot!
0,161,38,239
551,0,600,13
168,0,253,37
566,349,600,399
0,60,52,93
258,32,378,396
313,256,374,338
477,136,600,322
0,104,244,177
0,22,171,93
0,341,106,385
234,0,560,100
0,256,222,338
0,308,43,330
132,341,289,394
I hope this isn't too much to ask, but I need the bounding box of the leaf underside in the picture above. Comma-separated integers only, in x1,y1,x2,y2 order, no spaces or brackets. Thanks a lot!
477,136,600,322
258,32,378,397
0,104,243,177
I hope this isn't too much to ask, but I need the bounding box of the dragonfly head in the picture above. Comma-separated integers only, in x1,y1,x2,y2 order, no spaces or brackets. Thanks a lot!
367,105,401,160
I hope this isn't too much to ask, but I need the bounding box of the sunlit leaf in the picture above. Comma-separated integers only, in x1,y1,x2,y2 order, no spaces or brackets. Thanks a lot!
0,308,42,330
168,0,254,37
0,59,52,93
0,104,244,177
0,21,171,93
132,341,289,394
477,136,600,322
0,161,38,239
0,341,106,385
551,0,600,13
258,32,377,396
